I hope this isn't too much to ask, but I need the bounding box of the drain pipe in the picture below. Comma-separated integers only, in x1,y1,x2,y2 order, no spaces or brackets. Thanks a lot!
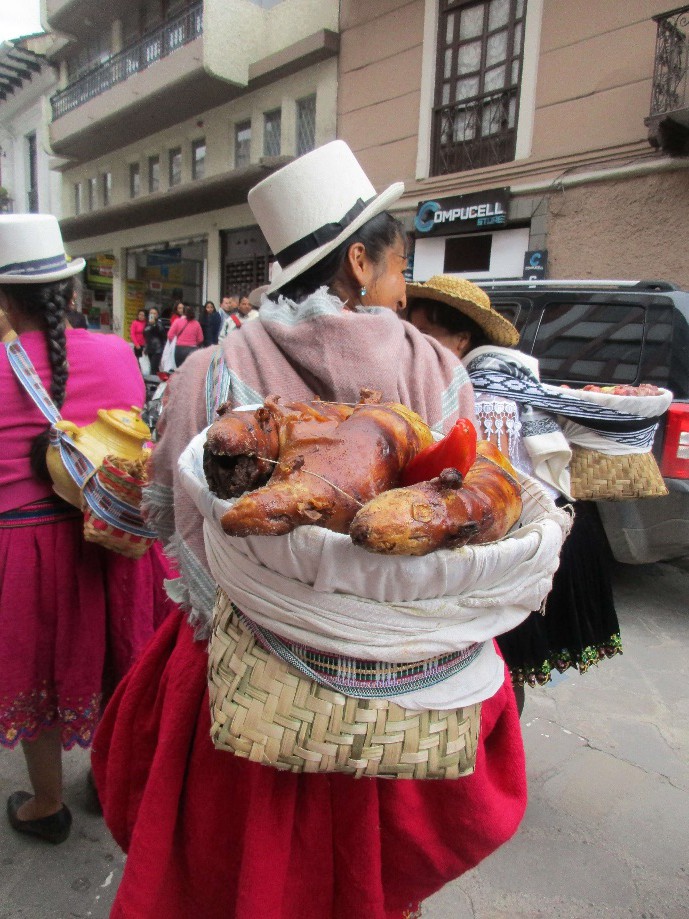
511,155,689,196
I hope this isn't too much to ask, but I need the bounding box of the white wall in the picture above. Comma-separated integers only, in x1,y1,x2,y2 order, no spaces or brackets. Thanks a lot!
413,227,531,281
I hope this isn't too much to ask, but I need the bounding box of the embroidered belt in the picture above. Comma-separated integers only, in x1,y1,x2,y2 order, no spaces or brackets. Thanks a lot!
0,497,82,529
234,604,482,699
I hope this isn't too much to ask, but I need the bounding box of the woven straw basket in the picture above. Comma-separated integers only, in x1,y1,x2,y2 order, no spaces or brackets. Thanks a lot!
569,447,668,501
82,508,154,559
208,590,481,779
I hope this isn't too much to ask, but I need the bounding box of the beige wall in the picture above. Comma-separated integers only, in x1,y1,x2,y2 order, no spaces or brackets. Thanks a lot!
338,0,672,196
62,59,337,216
546,168,689,289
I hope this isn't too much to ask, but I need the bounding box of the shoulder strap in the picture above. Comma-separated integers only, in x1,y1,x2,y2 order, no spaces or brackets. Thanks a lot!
5,338,95,490
5,339,61,425
205,344,233,425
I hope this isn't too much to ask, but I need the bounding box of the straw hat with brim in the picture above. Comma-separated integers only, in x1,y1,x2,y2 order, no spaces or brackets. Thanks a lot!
406,274,519,348
248,140,404,296
0,214,85,284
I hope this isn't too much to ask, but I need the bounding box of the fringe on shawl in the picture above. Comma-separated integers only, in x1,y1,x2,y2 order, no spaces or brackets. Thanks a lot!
142,480,216,639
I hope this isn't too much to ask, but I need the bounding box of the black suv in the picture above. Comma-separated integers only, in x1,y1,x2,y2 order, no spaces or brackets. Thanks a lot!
481,280,689,564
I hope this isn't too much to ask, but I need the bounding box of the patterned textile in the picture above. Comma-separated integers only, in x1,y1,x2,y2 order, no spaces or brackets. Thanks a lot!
238,604,482,698
466,349,663,447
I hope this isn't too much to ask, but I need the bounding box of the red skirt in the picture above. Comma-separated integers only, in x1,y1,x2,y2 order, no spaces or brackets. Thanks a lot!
92,609,527,919
0,498,174,750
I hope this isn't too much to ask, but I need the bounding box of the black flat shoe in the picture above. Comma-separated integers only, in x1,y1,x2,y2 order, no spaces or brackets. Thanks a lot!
7,791,72,844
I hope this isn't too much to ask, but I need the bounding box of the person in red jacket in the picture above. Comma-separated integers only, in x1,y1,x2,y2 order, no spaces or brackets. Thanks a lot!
129,309,146,360
167,303,203,367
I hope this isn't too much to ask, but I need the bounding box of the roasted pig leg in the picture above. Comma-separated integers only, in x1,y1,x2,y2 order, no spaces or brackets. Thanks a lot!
349,440,522,556
221,400,433,536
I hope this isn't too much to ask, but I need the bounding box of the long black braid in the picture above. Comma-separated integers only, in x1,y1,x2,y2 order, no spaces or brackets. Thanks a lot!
4,279,73,480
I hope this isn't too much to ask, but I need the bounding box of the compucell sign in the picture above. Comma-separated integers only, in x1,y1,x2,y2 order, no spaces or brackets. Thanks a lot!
414,188,509,236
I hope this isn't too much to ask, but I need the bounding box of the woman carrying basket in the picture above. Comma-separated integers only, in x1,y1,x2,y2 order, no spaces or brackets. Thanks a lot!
0,215,171,845
405,276,623,710
91,143,552,918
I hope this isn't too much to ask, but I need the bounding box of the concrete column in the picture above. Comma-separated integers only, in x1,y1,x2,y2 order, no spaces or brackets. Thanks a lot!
111,245,127,334
206,228,222,303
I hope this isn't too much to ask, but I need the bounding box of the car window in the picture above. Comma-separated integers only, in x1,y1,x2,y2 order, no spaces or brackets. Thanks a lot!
492,301,522,327
533,302,645,384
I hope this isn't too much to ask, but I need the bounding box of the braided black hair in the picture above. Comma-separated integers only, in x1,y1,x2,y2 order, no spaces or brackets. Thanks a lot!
4,279,73,480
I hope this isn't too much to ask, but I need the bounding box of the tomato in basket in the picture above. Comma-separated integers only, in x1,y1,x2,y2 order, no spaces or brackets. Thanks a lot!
401,418,477,486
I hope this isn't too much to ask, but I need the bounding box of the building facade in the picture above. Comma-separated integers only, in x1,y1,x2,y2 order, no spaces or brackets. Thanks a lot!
41,0,339,336
338,0,689,288
0,34,61,218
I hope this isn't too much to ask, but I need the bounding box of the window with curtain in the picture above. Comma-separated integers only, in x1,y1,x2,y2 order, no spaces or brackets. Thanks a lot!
102,172,112,206
130,162,141,198
192,138,206,180
235,120,252,167
296,95,316,156
432,0,527,175
149,155,160,192
169,147,182,186
263,109,281,157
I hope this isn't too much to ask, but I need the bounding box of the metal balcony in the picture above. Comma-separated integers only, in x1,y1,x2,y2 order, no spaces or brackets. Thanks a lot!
646,5,689,154
51,3,203,120
431,88,518,176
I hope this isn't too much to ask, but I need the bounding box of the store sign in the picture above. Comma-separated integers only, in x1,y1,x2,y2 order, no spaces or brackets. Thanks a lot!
523,249,548,280
414,188,509,237
86,253,115,287
147,248,182,266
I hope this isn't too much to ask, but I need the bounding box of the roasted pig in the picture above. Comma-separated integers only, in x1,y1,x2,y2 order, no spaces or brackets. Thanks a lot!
349,440,522,556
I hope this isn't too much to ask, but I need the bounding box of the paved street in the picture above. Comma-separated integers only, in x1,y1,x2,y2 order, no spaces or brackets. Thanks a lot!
1,560,688,918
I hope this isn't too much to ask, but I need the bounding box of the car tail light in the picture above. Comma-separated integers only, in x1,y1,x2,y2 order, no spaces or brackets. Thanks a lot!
659,402,689,479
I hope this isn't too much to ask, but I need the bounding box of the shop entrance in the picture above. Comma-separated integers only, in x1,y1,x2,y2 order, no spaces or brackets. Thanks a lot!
221,226,272,300
83,253,115,332
124,237,207,338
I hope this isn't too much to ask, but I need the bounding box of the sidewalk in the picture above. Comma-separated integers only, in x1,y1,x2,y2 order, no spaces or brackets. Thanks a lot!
1,559,688,918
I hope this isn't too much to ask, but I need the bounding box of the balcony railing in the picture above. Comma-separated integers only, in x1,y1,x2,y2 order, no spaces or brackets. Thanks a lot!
51,2,203,120
431,88,518,176
649,5,689,119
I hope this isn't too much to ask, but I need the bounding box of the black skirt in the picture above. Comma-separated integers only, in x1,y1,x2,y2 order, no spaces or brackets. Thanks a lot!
496,501,622,686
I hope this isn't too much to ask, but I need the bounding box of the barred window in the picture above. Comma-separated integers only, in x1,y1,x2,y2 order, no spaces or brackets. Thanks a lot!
432,0,526,175
130,162,141,198
102,172,112,206
192,138,206,180
235,120,252,167
148,155,160,193
169,147,182,186
87,176,97,211
263,109,281,157
296,95,316,156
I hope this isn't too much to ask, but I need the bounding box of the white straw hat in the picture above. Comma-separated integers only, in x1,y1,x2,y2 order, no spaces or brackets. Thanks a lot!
248,141,404,295
0,214,85,284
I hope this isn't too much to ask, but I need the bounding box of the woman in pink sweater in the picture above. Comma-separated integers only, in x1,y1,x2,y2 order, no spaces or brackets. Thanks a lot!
0,215,171,845
168,303,203,367
129,309,146,359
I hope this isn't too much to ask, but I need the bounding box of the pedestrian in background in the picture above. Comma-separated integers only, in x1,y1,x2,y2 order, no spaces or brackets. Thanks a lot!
129,309,147,361
168,303,203,367
201,300,222,346
405,275,621,713
217,293,240,341
144,307,167,376
0,214,170,846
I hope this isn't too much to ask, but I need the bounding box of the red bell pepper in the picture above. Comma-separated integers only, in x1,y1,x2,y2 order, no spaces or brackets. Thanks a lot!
401,418,477,486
